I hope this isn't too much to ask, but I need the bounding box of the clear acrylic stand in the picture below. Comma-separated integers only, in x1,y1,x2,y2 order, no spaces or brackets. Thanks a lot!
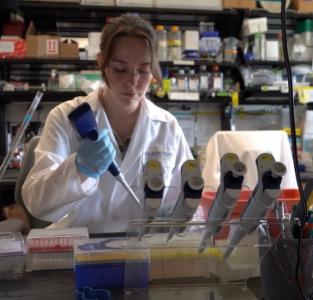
123,187,298,299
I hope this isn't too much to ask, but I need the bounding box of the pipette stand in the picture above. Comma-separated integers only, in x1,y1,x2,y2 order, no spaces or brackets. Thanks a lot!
124,195,288,300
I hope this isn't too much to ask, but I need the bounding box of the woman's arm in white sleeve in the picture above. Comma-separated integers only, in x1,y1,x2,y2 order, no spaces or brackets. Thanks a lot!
22,104,98,223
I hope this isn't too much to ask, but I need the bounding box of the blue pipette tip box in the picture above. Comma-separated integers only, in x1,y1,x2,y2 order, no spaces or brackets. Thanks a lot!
74,237,149,290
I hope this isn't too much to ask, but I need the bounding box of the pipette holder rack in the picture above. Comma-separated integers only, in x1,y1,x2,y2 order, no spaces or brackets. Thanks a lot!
124,219,276,299
123,188,301,299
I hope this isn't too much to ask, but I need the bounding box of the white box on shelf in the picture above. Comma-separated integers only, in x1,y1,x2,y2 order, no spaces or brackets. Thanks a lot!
242,17,268,36
265,40,279,61
116,0,153,7
87,32,102,59
183,31,199,51
154,0,222,10
80,0,114,5
168,92,200,101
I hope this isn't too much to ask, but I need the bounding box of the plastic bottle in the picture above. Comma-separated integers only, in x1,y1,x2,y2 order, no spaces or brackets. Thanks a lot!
155,25,167,62
48,69,59,90
254,33,266,60
278,32,284,61
211,65,223,92
199,65,209,92
168,25,182,61
187,69,199,92
177,69,187,92
169,69,178,92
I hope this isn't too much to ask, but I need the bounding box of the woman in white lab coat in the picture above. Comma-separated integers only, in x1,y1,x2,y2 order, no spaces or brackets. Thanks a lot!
22,14,193,233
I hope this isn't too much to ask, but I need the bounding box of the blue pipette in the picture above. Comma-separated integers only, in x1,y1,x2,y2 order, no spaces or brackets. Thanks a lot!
68,102,140,207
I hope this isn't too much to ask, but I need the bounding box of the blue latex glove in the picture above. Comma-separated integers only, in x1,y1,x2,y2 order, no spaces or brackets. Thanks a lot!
75,128,116,178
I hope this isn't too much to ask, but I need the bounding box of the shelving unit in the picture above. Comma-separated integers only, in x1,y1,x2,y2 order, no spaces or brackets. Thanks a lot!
0,1,312,165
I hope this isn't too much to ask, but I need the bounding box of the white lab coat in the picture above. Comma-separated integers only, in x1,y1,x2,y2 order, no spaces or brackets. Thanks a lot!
22,89,193,233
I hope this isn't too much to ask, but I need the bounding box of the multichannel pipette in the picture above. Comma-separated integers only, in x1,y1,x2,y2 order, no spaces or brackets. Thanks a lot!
223,153,286,259
0,91,44,181
142,159,164,218
138,159,164,240
167,159,204,242
198,153,246,253
68,102,140,207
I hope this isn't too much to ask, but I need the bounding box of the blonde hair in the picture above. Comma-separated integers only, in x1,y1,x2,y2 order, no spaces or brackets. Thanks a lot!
99,14,162,86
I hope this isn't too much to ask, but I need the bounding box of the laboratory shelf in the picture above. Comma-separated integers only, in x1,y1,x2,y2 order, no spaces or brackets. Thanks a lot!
0,58,98,66
240,89,293,105
1,91,87,103
1,91,232,106
1,58,237,69
151,95,231,105
245,60,313,67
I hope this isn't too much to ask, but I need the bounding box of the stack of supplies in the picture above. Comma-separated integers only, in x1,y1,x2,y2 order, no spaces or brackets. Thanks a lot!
26,227,88,271
0,232,26,280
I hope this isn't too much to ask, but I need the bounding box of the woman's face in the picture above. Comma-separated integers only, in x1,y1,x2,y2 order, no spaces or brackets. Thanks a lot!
104,35,153,105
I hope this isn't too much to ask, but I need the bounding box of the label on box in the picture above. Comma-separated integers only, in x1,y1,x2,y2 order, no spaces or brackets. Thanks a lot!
46,39,59,55
0,39,26,58
0,41,14,53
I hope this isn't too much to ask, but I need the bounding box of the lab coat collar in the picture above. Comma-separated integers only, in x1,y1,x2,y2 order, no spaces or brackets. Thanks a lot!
119,98,171,174
84,89,101,113
85,89,170,174
144,98,169,123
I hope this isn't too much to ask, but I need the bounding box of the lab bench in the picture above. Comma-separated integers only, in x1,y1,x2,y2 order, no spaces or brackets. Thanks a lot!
0,269,263,300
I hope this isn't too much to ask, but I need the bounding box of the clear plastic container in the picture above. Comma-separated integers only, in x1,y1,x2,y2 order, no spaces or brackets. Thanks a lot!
176,69,187,91
199,32,221,60
199,65,209,92
211,65,223,92
223,37,239,62
0,232,26,281
168,26,182,61
26,227,89,271
155,25,167,62
199,22,215,35
187,69,199,92
48,69,59,90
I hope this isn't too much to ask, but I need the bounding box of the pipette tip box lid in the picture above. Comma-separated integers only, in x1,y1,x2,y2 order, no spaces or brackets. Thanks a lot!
0,232,26,280
26,227,89,271
74,237,149,290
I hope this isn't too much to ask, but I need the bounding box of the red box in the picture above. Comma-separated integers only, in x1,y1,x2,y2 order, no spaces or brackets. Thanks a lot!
3,22,26,37
201,189,300,218
200,189,300,239
0,39,26,59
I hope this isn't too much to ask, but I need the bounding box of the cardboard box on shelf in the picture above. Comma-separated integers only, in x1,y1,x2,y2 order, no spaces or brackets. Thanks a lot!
154,0,222,10
26,21,60,58
116,0,153,7
291,0,313,12
0,38,26,59
60,40,79,58
223,0,256,9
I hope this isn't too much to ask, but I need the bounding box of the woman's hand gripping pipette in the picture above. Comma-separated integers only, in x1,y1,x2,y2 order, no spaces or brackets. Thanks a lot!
68,102,140,207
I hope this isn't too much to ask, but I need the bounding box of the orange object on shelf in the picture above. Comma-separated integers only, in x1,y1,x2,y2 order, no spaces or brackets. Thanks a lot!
200,189,300,218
